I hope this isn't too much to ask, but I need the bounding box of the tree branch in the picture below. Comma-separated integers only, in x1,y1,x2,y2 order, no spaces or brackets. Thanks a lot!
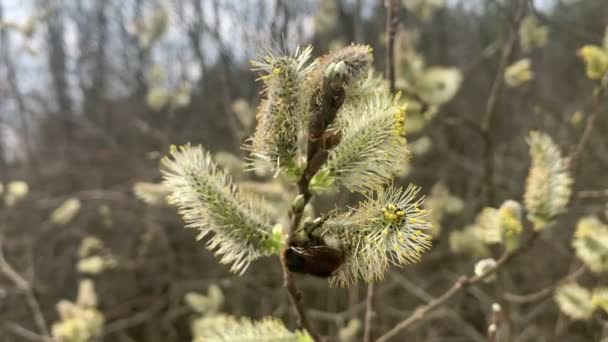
280,70,347,342
502,264,585,304
568,83,607,171
480,0,527,206
376,58,605,340
375,229,539,342
0,237,51,341
363,283,376,342
365,3,400,341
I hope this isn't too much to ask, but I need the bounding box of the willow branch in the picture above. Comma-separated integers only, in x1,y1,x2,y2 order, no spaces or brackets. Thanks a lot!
280,74,346,342
377,68,602,340
365,3,399,341
480,0,527,205
376,230,539,342
568,83,606,171
502,264,585,304
281,181,322,342
363,283,376,342
0,237,51,341
4,321,47,342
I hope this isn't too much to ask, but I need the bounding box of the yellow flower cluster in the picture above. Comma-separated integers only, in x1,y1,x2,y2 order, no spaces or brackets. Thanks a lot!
382,203,406,224
578,45,608,80
392,105,407,144
498,201,523,239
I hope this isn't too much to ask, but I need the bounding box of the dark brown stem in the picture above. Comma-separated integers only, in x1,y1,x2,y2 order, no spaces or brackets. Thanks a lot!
281,180,320,341
480,0,527,206
280,71,347,342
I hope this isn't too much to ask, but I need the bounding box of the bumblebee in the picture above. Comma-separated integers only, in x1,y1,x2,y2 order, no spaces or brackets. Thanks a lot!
282,234,344,278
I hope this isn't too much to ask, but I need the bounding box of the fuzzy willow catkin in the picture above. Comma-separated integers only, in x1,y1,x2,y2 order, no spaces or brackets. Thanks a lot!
320,185,432,286
319,92,410,192
193,315,312,342
161,144,277,274
524,131,572,230
572,216,608,274
248,46,316,174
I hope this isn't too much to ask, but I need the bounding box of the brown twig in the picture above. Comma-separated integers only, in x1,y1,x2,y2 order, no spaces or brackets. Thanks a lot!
4,321,48,342
480,0,527,206
577,189,608,198
363,3,400,341
568,83,606,171
376,230,539,342
0,237,51,341
101,298,167,336
502,264,585,304
488,303,505,342
376,66,604,341
363,283,376,342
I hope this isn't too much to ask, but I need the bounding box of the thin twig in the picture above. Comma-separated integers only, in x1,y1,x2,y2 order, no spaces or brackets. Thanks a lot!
364,3,399,341
102,299,167,336
0,237,51,341
385,0,399,93
376,231,539,342
376,62,605,341
4,321,47,342
480,0,527,206
502,265,585,304
363,283,376,342
568,83,606,171
488,303,505,342
577,189,608,198
375,6,531,338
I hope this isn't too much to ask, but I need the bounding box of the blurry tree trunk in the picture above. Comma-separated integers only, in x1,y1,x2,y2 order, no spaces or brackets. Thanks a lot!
133,0,149,97
270,0,289,45
84,0,108,127
187,0,208,92
45,2,75,162
353,0,363,42
46,6,72,118
92,0,108,104
210,0,234,100
209,0,240,148
336,0,355,43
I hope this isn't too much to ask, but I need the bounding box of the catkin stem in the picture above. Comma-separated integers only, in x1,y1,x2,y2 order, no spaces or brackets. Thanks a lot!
280,67,347,342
